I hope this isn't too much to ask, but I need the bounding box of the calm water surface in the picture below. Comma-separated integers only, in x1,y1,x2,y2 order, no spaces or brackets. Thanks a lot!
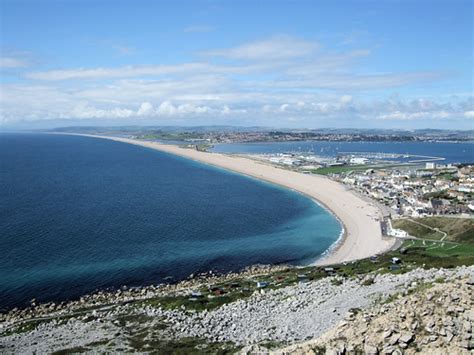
211,141,474,163
0,133,341,310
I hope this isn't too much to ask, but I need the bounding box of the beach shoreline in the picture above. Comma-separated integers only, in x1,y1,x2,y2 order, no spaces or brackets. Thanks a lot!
65,133,395,265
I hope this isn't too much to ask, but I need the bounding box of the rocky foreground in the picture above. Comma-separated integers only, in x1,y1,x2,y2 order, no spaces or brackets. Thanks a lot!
280,272,474,354
1,265,472,354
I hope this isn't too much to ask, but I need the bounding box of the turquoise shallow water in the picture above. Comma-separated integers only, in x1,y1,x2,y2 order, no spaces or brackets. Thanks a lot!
0,133,341,310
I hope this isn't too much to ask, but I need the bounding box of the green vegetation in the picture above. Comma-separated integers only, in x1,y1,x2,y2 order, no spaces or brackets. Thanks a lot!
436,172,458,181
52,346,89,354
361,277,375,286
259,340,286,350
134,235,474,313
138,131,205,141
128,336,239,354
51,336,239,354
393,217,474,243
311,345,327,354
138,268,327,312
178,143,213,152
419,217,474,243
422,190,450,200
311,163,412,175
402,239,474,258
392,219,445,241
311,165,370,175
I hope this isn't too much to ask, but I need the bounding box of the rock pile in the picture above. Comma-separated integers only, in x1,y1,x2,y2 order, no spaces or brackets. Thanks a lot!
281,275,473,354
1,266,472,354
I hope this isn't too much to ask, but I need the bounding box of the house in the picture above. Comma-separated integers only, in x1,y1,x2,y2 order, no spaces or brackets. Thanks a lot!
324,267,336,275
190,291,202,297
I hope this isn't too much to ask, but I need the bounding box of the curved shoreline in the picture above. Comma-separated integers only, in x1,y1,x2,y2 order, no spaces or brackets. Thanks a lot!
66,133,395,265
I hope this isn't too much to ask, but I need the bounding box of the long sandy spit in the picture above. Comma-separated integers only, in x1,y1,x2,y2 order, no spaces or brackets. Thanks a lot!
76,134,396,265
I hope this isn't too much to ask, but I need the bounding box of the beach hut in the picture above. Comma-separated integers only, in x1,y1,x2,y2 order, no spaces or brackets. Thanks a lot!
324,267,336,275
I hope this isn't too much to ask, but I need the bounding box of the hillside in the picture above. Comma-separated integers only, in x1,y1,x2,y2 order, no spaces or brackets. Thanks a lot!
392,217,474,243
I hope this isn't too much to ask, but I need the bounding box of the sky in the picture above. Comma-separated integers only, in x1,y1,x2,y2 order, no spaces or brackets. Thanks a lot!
0,0,473,129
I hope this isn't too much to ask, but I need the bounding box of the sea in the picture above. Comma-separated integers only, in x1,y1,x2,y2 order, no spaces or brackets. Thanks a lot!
0,133,341,311
211,141,474,164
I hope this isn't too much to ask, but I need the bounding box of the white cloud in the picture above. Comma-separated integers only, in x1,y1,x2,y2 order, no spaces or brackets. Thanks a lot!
464,111,474,118
25,63,210,81
202,35,319,61
1,35,469,127
279,103,289,112
137,102,154,116
0,57,30,68
340,95,353,104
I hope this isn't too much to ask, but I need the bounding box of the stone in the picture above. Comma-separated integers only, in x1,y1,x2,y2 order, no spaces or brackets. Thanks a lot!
381,345,395,354
388,333,400,345
445,331,454,343
459,340,474,350
399,332,414,344
382,330,392,339
364,343,378,355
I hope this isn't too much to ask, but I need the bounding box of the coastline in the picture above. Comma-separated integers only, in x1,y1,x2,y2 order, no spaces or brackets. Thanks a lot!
68,133,396,265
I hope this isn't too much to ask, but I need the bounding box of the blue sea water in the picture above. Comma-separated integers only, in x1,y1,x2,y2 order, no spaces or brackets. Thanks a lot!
211,141,474,164
0,133,341,311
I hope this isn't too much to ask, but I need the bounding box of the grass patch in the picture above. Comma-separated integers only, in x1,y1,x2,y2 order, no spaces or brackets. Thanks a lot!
361,278,375,286
392,219,444,241
259,340,286,349
131,239,474,314
51,347,88,355
393,217,474,243
136,267,328,312
310,165,373,175
311,345,327,354
311,163,411,175
127,336,240,354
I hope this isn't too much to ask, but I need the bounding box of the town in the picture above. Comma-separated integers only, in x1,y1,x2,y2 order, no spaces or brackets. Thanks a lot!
253,152,473,218
334,162,473,217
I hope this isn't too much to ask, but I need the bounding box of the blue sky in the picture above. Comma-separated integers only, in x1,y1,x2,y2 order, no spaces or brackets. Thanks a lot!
1,0,473,129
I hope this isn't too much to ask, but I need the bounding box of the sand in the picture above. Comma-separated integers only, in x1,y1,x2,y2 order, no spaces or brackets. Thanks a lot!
73,134,396,265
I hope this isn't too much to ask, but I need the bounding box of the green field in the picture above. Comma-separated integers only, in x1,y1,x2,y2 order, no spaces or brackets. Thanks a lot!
392,217,474,243
311,163,412,175
401,239,474,258
310,165,371,175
